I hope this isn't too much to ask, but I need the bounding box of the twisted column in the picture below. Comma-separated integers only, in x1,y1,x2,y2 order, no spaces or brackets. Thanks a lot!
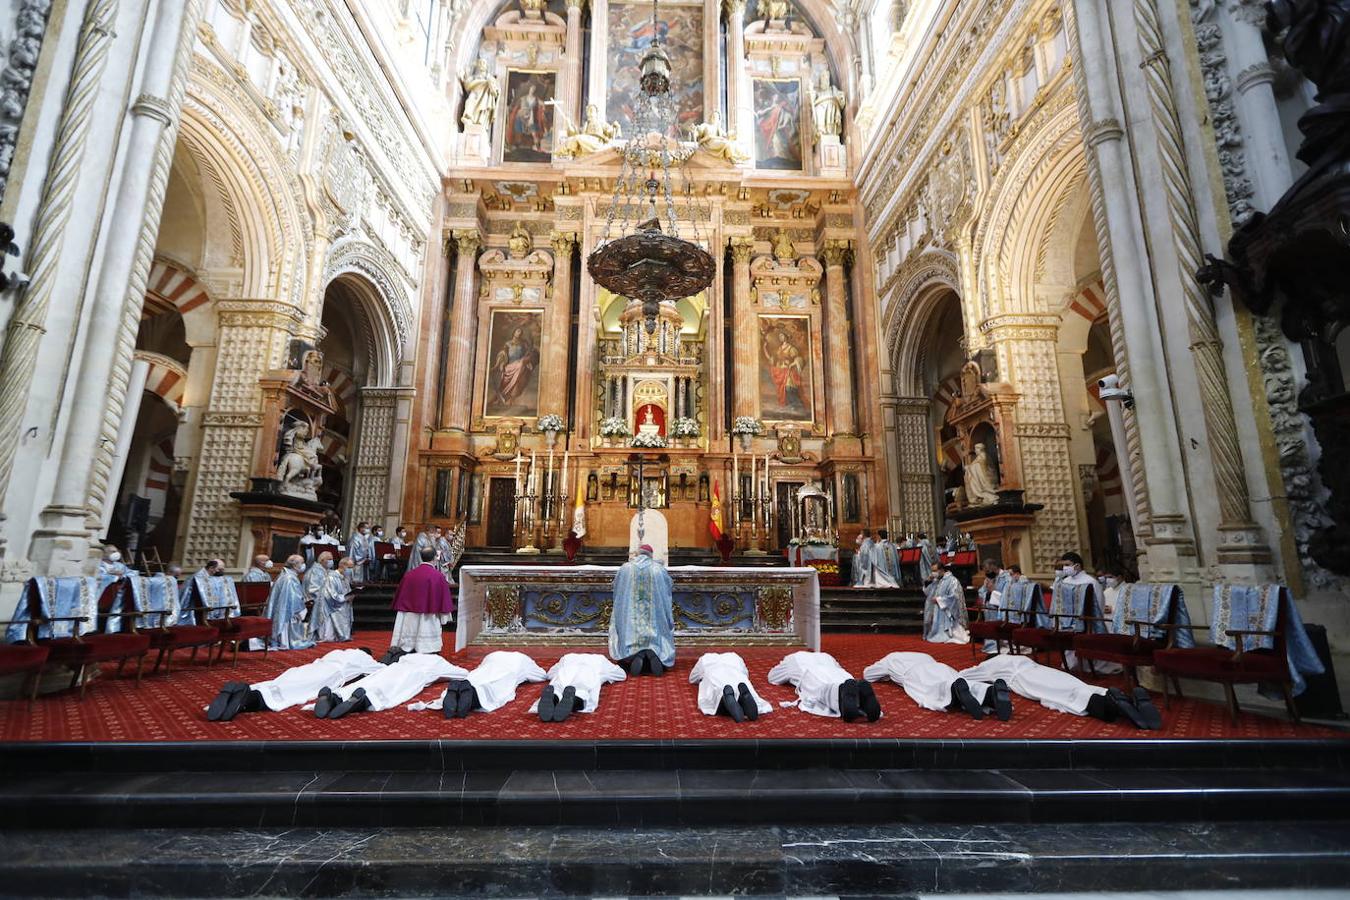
0,0,118,512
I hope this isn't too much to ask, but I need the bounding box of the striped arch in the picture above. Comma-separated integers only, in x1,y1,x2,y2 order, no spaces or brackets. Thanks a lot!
145,258,212,319
1065,278,1107,327
135,352,188,413
320,429,349,466
142,436,176,519
325,365,357,419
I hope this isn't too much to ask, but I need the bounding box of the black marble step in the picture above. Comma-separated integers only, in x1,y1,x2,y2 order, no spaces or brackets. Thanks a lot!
5,766,1350,829
3,821,1348,897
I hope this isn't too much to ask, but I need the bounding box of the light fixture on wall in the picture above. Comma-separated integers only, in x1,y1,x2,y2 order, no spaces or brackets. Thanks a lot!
585,0,715,336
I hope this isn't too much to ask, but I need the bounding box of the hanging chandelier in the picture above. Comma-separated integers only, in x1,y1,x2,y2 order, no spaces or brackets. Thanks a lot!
585,0,716,335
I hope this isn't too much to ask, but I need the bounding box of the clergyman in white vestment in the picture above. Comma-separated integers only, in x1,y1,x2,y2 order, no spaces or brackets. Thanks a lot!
689,652,773,721
206,647,383,721
767,650,881,722
529,652,626,722
863,650,1008,720
322,653,469,718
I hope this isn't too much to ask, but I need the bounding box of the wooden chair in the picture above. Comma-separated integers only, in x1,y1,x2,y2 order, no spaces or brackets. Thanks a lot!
0,638,50,703
20,578,152,699
209,581,273,664
1011,583,1098,672
1072,584,1187,691
136,577,221,676
967,583,1043,660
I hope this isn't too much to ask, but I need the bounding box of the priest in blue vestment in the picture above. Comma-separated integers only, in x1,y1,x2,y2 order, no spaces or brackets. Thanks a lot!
266,555,315,650
923,560,970,644
871,529,901,588
609,544,675,676
851,530,874,587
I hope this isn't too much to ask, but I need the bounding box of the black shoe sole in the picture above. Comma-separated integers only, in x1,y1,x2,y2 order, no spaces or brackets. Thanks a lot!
1132,687,1163,730
991,679,1012,721
628,655,644,677
1107,687,1149,729
330,688,368,719
839,679,862,722
737,684,759,721
647,651,664,676
538,686,557,722
208,682,248,721
858,680,882,722
554,686,577,722
721,685,745,722
952,679,984,720
313,687,335,720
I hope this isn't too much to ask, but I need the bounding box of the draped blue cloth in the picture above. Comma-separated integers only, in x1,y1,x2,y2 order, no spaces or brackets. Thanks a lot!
851,539,874,586
922,572,969,643
872,541,901,586
408,533,435,573
243,568,272,583
302,563,327,609
609,553,675,667
1111,583,1194,648
1000,580,1041,624
312,569,354,643
978,570,1011,606
1211,585,1323,696
176,571,239,624
5,577,99,642
117,574,181,634
266,568,314,650
917,539,936,582
1038,581,1092,631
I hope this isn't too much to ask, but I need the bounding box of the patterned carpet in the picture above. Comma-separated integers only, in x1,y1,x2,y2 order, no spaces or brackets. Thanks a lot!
0,632,1342,742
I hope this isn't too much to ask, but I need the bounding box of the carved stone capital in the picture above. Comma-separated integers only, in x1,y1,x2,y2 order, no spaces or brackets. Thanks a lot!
453,229,482,257
728,235,756,264
131,93,175,126
1235,62,1275,94
819,239,852,268
725,0,747,17
549,230,578,255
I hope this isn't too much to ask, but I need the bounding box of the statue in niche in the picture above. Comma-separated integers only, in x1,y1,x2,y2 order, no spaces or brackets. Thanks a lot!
554,103,621,158
460,59,500,130
809,69,845,144
507,222,532,259
772,228,797,263
276,420,324,500
962,442,1001,507
298,350,325,392
692,112,750,163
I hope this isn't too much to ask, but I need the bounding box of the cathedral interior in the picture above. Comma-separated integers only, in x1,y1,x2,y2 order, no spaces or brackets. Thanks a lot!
2,0,1350,894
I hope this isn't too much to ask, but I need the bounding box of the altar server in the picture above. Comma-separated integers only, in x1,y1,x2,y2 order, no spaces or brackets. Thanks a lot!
689,652,773,722
349,522,374,583
609,543,675,676
976,560,1012,653
529,652,627,723
418,650,548,719
768,650,882,722
390,547,456,653
98,546,129,581
265,555,314,650
207,647,382,721
312,557,356,643
1053,552,1104,611
244,555,273,583
864,651,1010,721
923,560,970,644
958,653,1160,729
320,652,469,718
870,529,901,588
851,530,874,587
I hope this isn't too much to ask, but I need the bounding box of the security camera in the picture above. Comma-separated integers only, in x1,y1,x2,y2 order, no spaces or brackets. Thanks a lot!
1097,373,1134,406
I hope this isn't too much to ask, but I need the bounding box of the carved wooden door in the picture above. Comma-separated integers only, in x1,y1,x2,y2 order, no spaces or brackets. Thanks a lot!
487,478,517,547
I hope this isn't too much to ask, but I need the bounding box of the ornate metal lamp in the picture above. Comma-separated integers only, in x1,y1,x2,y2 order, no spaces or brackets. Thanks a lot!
586,0,715,335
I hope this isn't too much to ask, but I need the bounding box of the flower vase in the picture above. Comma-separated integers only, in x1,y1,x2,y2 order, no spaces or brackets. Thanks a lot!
602,435,613,448
544,430,559,450
738,433,752,453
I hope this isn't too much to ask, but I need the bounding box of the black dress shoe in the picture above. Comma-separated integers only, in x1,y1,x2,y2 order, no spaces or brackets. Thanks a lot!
1086,691,1120,723
983,679,1012,722
313,686,336,719
839,679,862,722
538,686,557,721
858,680,883,722
554,686,578,722
950,678,984,720
457,685,476,718
379,647,407,666
1108,687,1151,729
646,650,664,677
737,683,759,721
329,687,370,719
442,685,461,719
720,685,745,722
1132,687,1163,730
208,681,249,721
628,654,644,677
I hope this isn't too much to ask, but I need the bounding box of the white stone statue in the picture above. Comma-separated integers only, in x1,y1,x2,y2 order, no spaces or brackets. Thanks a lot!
277,422,323,500
692,112,749,164
810,69,845,144
554,103,621,158
460,59,500,130
962,442,1000,507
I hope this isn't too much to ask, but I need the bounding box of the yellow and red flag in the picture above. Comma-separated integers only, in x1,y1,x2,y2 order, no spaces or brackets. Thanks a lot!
709,479,724,540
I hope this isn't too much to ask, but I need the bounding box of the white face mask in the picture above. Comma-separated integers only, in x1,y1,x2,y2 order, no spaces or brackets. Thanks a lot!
262,560,273,569
1103,576,1118,588
359,528,368,535
323,559,334,569
1060,565,1076,577
108,552,121,562
293,562,305,572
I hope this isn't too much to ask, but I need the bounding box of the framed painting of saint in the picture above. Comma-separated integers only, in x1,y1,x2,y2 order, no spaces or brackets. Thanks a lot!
502,70,556,163
752,79,803,170
484,310,543,418
758,315,814,422
607,0,704,134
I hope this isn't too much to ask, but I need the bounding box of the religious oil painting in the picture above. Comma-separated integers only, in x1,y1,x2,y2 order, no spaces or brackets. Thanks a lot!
502,70,556,163
607,0,704,134
484,310,543,418
758,315,814,422
752,79,803,170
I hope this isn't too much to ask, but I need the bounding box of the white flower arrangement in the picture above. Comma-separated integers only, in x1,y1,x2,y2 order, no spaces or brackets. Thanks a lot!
536,414,565,433
730,416,764,436
630,431,668,448
670,417,700,438
599,416,631,437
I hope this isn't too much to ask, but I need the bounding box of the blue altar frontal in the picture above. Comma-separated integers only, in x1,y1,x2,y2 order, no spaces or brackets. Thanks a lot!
456,566,821,651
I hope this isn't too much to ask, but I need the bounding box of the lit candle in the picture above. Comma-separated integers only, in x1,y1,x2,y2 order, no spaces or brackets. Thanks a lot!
514,450,522,490
751,452,757,502
530,450,537,493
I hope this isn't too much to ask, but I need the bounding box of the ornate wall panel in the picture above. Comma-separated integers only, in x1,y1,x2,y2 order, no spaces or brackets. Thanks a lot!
348,387,398,527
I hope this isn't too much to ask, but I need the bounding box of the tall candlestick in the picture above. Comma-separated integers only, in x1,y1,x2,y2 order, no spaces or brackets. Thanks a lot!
514,450,522,489
751,453,757,502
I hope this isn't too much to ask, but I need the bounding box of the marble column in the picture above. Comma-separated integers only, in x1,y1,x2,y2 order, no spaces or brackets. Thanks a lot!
729,236,757,420
586,0,610,113
442,230,482,433
724,0,753,160
820,240,855,437
563,0,585,123
543,231,577,418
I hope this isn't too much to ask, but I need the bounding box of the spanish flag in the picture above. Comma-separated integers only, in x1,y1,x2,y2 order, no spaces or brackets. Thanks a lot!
709,479,724,541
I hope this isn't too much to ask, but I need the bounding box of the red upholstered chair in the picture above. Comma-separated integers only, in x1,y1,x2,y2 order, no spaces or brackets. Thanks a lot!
1151,601,1301,725
139,582,221,675
0,638,50,702
1012,584,1097,671
372,541,396,582
26,578,152,699
211,581,273,665
967,584,1043,660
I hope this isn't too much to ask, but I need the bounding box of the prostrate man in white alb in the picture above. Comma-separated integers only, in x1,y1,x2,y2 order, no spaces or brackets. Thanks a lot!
768,650,882,722
317,652,469,719
206,647,382,721
529,653,627,723
958,653,1161,729
407,650,548,720
864,650,1011,721
689,652,773,722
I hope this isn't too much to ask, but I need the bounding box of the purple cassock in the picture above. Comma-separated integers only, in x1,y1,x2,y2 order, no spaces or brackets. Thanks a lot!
391,564,456,616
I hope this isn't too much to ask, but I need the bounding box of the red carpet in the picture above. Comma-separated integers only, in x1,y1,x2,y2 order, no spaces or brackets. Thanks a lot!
0,632,1342,742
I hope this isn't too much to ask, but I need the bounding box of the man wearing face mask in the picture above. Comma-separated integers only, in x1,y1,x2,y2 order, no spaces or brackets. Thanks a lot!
1054,552,1103,603
1098,569,1125,620
349,522,373,584
98,546,129,581
303,552,332,627
313,556,357,643
976,559,1012,654
177,559,241,625
244,555,273,583
266,555,315,650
